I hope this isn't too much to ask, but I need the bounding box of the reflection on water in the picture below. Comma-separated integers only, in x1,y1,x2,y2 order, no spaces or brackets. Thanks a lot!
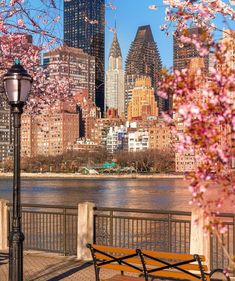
0,178,192,210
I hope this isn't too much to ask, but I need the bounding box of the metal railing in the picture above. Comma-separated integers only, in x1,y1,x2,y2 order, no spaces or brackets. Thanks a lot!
8,204,77,255
94,207,191,254
7,203,235,271
210,213,235,271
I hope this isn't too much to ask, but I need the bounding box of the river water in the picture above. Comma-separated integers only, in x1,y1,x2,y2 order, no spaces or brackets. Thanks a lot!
0,177,193,211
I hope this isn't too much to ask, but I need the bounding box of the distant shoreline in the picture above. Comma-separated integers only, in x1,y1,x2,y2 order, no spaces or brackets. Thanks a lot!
0,172,184,179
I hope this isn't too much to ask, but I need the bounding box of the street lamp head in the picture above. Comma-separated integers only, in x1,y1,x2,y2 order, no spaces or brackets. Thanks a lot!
3,59,33,106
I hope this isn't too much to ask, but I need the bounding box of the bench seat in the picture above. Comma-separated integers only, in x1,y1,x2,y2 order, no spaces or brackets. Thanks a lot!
103,274,145,281
87,244,230,281
87,244,145,281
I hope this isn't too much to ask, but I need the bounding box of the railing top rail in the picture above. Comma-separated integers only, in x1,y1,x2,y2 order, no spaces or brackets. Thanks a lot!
6,203,234,218
94,207,191,216
7,203,77,210
94,207,235,218
216,213,235,218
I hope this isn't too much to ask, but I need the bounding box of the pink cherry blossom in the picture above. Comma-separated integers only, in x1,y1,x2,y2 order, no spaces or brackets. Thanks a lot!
159,0,235,267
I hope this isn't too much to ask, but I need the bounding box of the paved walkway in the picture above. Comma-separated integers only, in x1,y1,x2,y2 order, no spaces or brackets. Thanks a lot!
0,251,119,281
1,251,231,281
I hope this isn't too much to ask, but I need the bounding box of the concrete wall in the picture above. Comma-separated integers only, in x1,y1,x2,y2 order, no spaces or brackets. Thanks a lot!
77,202,95,260
0,199,8,250
190,207,211,270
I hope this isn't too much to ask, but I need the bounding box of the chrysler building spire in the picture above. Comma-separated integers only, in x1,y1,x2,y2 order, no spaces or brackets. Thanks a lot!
105,31,125,116
109,31,122,59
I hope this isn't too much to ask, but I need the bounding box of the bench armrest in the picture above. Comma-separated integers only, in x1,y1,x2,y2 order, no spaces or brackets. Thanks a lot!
210,268,231,281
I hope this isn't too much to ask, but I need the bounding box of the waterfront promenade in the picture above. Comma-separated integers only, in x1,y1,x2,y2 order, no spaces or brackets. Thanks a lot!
0,251,118,281
0,172,184,179
0,251,232,281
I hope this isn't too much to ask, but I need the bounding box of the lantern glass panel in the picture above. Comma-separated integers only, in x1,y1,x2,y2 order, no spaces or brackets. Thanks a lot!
4,77,32,103
4,78,19,103
20,79,32,102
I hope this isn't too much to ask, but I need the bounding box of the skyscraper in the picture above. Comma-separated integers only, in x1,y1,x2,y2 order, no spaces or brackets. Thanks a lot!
173,27,209,71
127,76,158,121
125,25,162,114
105,32,125,117
64,0,105,113
43,45,95,98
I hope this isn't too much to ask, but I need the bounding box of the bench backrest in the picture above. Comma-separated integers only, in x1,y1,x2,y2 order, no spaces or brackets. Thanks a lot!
87,244,145,280
138,249,209,281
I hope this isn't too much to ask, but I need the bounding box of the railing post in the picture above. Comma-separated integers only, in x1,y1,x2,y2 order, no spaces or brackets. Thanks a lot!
77,202,95,260
109,210,114,246
190,207,211,270
0,199,8,250
63,207,67,256
168,214,172,252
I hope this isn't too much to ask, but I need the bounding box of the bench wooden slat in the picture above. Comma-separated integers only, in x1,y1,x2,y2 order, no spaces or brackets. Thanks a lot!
101,264,143,273
149,269,210,281
144,261,208,271
142,250,206,262
102,274,145,281
96,253,142,264
93,245,136,255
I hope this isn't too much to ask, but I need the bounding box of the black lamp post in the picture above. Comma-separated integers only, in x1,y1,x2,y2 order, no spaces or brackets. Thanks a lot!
3,59,32,281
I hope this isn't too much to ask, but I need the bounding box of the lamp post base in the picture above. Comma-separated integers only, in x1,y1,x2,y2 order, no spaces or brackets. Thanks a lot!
9,231,24,281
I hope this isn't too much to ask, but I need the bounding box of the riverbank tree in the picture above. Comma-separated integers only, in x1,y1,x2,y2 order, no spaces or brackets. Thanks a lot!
20,148,108,173
6,148,176,173
114,149,175,173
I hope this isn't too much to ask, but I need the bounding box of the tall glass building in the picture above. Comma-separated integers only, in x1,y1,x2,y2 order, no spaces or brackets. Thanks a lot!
125,25,164,115
64,0,105,113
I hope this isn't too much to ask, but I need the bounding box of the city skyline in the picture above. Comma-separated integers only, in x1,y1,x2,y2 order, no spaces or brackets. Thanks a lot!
0,0,234,174
33,0,235,70
105,0,235,70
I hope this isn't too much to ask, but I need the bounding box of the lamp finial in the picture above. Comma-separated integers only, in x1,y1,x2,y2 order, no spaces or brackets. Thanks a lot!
14,58,20,65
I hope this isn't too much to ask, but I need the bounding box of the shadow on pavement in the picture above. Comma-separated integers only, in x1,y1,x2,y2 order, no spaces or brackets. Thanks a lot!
47,262,92,281
0,253,8,266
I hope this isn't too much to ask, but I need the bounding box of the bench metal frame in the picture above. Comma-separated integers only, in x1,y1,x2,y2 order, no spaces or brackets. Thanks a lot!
137,249,207,281
87,244,231,281
87,243,146,281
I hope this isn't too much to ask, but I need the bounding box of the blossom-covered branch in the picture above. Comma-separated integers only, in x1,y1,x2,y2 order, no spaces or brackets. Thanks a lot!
158,1,235,265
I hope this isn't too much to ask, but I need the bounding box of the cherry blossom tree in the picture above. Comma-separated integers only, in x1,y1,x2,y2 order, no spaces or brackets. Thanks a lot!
0,0,72,113
157,0,235,269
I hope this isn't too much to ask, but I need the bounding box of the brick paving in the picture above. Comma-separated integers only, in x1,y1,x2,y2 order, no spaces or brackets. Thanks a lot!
0,251,119,281
1,251,230,281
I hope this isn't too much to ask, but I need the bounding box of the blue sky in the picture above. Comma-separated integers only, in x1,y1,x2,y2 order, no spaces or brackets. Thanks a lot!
105,0,171,69
105,0,235,70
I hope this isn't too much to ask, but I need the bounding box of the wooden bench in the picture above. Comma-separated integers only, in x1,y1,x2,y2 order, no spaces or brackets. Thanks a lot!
87,244,146,281
87,244,231,281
